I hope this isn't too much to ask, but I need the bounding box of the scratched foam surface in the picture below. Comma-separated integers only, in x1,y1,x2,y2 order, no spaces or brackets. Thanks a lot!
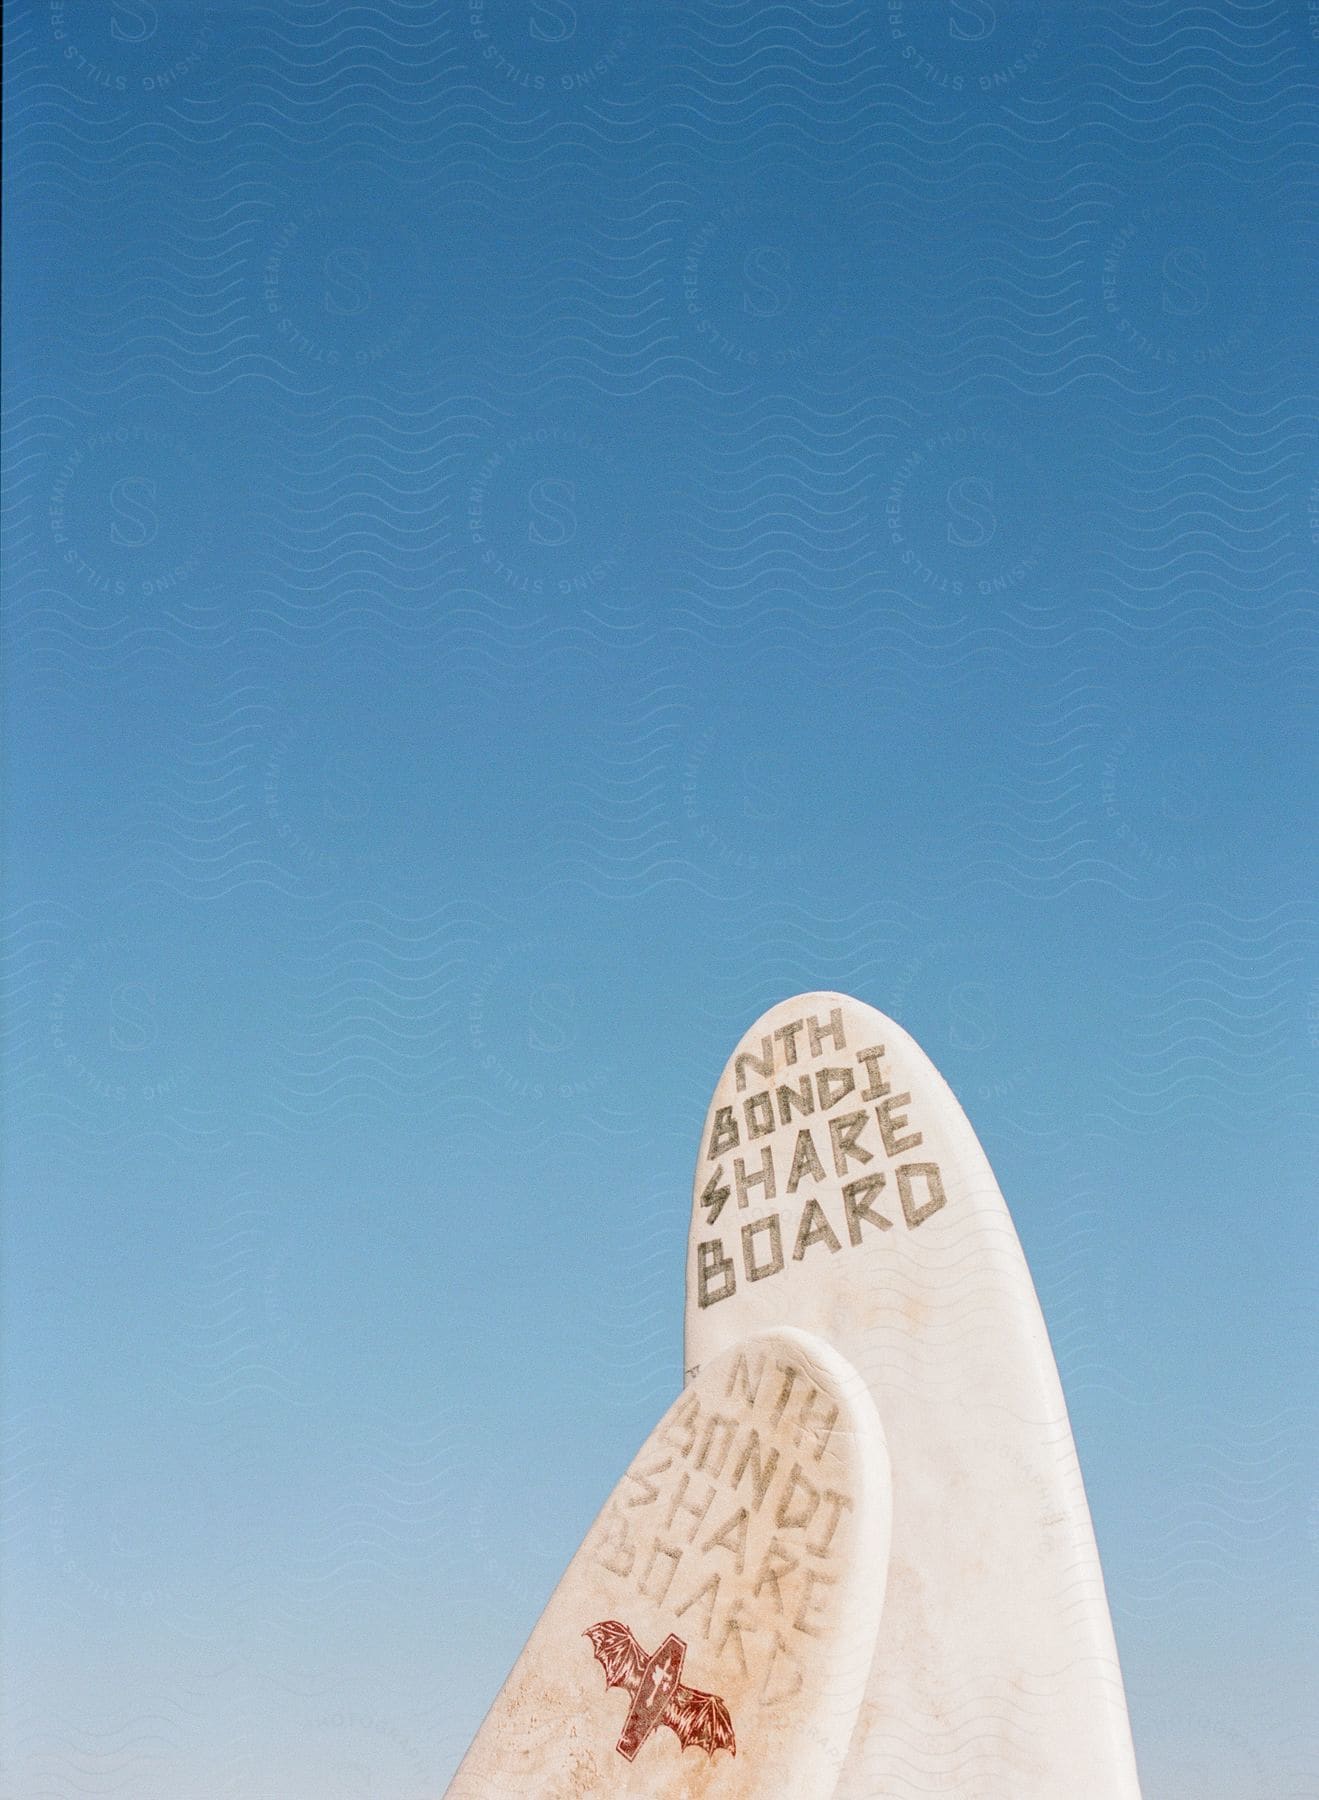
2,4,1316,1797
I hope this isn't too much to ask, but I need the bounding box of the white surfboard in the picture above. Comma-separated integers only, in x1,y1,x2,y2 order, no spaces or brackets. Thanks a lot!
445,1326,892,1800
684,993,1142,1800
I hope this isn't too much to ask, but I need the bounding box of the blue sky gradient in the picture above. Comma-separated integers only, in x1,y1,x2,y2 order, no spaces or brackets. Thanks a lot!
3,3,1317,1795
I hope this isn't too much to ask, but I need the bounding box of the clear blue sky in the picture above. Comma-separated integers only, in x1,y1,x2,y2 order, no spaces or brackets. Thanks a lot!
2,3,1316,1795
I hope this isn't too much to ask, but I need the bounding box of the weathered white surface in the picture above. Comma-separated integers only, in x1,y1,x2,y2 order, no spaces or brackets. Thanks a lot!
685,993,1143,1800
446,1327,891,1800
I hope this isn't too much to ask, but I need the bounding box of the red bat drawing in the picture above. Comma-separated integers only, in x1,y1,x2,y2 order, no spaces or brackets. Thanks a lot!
583,1620,736,1762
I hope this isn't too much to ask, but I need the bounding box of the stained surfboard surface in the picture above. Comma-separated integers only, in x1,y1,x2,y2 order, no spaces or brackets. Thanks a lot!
684,993,1143,1800
445,1326,892,1800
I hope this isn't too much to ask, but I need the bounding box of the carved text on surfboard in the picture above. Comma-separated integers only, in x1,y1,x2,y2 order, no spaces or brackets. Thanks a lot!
697,1010,948,1307
591,1348,856,1713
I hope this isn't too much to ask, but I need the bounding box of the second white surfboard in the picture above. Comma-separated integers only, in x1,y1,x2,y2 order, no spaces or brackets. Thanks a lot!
446,1325,892,1800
